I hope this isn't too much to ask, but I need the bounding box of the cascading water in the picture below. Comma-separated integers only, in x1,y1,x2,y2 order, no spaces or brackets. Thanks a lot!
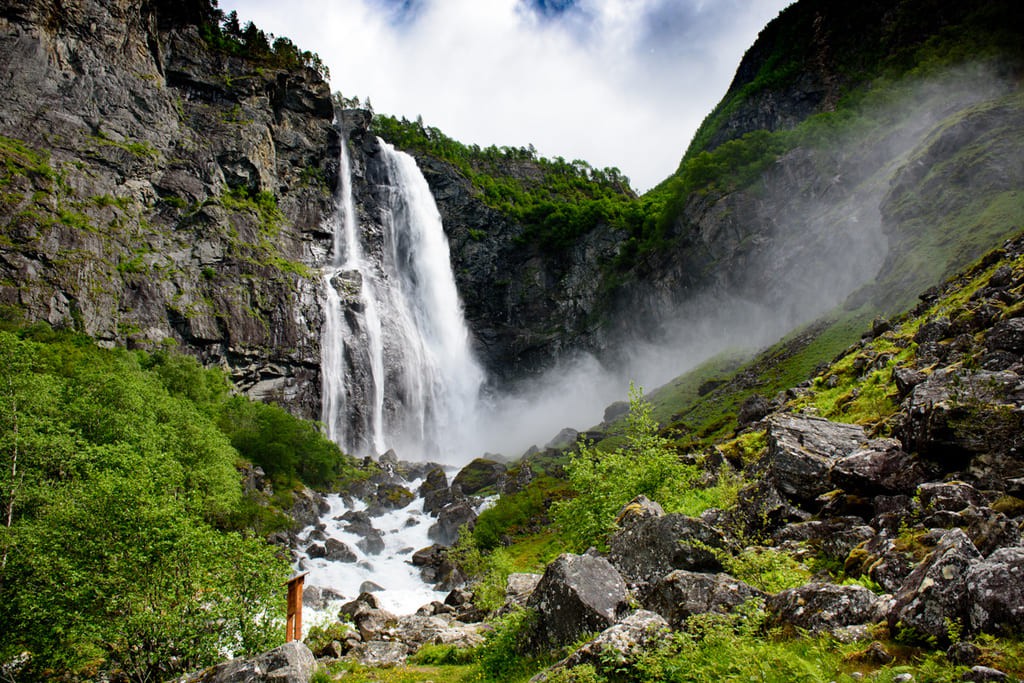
320,128,484,462
307,125,487,615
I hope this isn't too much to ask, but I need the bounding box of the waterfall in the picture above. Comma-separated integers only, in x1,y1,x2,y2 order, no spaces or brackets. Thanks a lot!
321,129,485,463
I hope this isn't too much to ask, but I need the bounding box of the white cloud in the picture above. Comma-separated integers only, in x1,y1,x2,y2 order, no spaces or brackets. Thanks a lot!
217,0,791,191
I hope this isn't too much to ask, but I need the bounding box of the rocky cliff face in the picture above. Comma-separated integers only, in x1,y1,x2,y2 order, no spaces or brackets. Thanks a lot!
0,0,338,417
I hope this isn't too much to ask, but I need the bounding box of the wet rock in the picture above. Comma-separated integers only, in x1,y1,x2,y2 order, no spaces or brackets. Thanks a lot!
429,500,478,546
302,585,346,610
965,666,1011,682
845,535,917,594
179,641,315,683
889,529,982,642
830,439,934,496
290,487,329,529
359,581,384,593
324,538,358,563
641,570,766,627
914,317,952,344
765,414,867,504
527,553,629,648
420,467,453,515
893,367,928,399
768,582,883,634
452,458,507,495
371,482,415,512
614,495,665,526
985,318,1024,355
608,513,733,585
947,641,982,665
603,400,630,424
966,546,1024,636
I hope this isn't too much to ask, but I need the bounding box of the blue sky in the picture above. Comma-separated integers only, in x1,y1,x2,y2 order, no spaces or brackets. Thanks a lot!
218,0,792,192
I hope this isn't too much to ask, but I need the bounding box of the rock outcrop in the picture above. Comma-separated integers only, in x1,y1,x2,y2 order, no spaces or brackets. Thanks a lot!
0,0,337,418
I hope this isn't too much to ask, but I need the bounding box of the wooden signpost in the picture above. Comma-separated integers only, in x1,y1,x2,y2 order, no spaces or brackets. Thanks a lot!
285,572,309,642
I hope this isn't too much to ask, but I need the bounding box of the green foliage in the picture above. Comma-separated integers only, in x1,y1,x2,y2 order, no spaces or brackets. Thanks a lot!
0,331,288,680
199,11,330,80
371,114,644,252
410,643,478,666
475,607,538,680
218,395,362,491
552,385,700,552
473,474,566,550
723,547,811,593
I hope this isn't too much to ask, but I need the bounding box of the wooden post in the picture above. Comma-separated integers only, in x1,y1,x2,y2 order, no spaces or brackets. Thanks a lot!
285,572,308,643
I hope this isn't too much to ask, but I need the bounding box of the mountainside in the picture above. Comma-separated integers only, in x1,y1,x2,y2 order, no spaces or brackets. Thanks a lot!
0,0,338,418
378,0,1023,393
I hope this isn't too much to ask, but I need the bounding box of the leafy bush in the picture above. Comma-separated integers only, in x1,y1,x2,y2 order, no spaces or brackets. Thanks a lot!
0,331,288,680
475,607,538,680
552,385,700,552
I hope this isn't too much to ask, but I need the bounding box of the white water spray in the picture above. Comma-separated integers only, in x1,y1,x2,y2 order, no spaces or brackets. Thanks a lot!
320,129,485,463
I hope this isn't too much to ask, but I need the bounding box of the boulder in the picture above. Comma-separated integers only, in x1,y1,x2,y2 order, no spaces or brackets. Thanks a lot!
765,414,867,504
889,528,982,642
541,610,669,680
527,553,629,648
324,538,357,563
429,500,478,546
727,478,810,538
452,458,507,495
505,572,543,609
830,439,933,495
984,317,1024,355
290,487,329,529
371,482,415,511
608,513,733,585
347,640,408,667
768,582,883,634
419,467,453,515
966,546,1024,636
737,394,773,427
918,481,986,513
641,570,766,627
180,641,315,683
774,518,876,562
899,368,1024,465
844,535,917,594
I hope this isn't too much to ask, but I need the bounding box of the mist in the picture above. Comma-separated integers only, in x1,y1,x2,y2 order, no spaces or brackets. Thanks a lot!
459,64,1016,460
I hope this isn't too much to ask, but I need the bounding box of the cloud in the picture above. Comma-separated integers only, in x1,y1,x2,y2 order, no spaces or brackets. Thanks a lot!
217,0,791,191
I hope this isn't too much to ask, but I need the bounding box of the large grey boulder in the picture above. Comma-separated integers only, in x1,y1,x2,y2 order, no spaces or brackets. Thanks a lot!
889,528,982,642
538,610,669,681
966,546,1024,636
768,582,883,634
830,439,933,496
608,513,733,585
765,414,867,504
899,368,1024,465
181,641,316,683
642,570,765,627
527,553,629,648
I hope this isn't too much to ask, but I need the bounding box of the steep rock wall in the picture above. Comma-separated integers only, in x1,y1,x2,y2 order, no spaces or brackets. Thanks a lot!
0,0,338,417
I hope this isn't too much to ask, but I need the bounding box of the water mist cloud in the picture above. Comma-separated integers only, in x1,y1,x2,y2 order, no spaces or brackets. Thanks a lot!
217,0,792,191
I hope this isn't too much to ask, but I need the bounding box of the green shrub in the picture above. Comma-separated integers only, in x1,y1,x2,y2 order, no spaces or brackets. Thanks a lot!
475,607,537,680
551,385,700,552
